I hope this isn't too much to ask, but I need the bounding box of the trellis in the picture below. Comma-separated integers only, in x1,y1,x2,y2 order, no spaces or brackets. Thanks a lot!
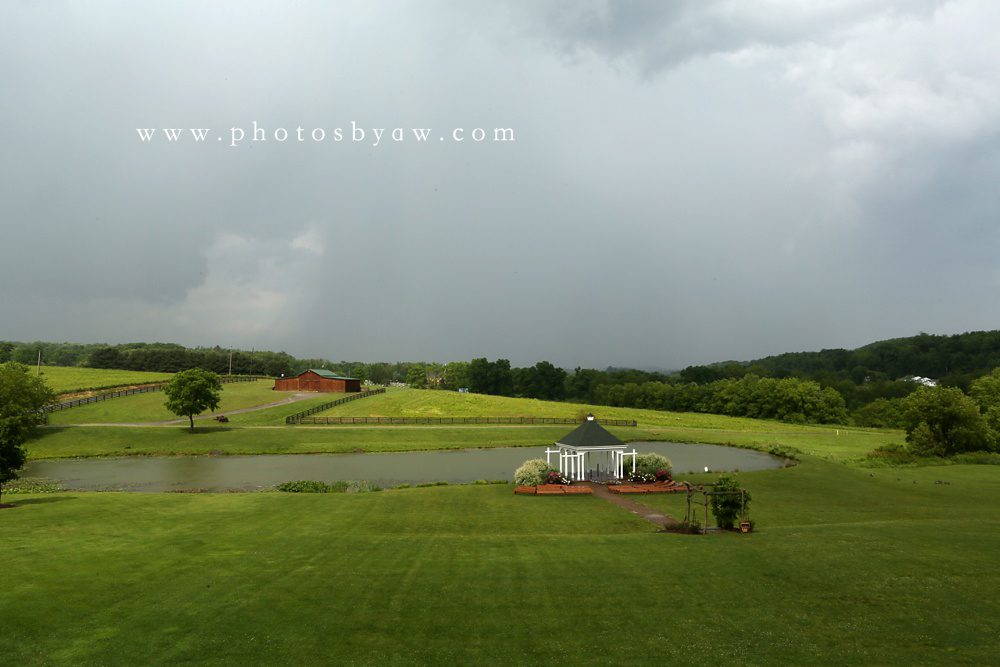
680,482,749,534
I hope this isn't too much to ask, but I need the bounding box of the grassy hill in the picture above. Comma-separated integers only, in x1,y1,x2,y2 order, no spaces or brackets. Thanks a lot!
36,365,175,395
5,458,1000,665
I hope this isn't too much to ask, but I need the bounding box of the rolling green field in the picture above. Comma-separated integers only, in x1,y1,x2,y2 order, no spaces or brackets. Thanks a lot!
36,365,175,394
46,380,299,425
10,374,997,664
5,458,999,666
39,386,903,461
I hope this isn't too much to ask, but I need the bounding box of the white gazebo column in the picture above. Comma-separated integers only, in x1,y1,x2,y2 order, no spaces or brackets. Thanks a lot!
545,447,558,468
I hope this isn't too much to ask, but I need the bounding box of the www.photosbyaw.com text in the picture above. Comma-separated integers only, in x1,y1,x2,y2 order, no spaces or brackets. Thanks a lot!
136,121,515,147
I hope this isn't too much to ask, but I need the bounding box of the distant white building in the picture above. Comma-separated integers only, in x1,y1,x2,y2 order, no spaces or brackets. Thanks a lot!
904,376,938,387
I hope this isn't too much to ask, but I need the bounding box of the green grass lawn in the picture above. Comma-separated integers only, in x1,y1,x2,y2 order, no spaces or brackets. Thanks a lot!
10,383,1000,664
37,365,175,394
5,460,1000,666
46,380,291,425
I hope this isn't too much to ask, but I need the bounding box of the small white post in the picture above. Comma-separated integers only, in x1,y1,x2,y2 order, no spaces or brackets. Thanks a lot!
545,448,555,467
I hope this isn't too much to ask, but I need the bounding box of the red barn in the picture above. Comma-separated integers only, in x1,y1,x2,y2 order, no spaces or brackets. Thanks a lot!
273,369,362,393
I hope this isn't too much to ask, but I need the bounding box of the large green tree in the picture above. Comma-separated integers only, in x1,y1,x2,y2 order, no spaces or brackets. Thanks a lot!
163,368,223,431
901,386,995,456
0,362,56,504
969,368,1000,433
441,361,470,391
406,364,427,389
467,358,513,396
514,361,567,400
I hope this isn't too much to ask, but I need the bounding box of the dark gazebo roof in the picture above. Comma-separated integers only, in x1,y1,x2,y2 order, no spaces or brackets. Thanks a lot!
556,418,625,449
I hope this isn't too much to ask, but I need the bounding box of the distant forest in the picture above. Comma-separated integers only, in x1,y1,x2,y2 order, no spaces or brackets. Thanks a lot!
5,330,1000,426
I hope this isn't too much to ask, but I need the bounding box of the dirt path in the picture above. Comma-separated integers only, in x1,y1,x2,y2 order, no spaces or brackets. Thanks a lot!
580,482,680,529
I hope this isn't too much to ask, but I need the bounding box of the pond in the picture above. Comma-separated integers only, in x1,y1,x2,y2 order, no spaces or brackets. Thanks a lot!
22,442,785,492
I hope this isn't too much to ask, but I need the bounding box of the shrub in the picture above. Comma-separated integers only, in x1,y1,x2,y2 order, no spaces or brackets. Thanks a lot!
514,459,553,487
767,444,800,460
661,518,704,535
634,453,672,478
276,480,375,493
952,451,1000,465
710,474,751,530
2,477,64,494
344,481,380,492
276,480,331,493
865,443,917,465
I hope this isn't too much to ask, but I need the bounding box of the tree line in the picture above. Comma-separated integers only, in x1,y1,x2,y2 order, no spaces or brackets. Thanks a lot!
10,328,1000,428
1,341,449,386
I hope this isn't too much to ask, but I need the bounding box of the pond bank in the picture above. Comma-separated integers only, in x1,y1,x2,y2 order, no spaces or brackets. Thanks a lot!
22,442,785,492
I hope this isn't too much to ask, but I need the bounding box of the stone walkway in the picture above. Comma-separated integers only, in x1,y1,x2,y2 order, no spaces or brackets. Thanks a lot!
579,482,680,529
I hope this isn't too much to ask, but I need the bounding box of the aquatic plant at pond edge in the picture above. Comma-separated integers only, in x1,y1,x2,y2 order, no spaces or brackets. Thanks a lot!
276,480,382,493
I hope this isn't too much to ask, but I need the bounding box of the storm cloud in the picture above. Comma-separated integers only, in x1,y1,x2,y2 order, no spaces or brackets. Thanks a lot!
3,1,999,369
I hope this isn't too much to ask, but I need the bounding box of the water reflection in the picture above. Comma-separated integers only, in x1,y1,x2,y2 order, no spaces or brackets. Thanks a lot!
23,442,784,492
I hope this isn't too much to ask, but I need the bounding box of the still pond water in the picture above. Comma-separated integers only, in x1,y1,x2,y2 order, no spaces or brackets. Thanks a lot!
24,442,784,492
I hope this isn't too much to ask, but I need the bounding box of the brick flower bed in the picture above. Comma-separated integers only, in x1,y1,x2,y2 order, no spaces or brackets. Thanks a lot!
609,482,692,495
513,485,594,495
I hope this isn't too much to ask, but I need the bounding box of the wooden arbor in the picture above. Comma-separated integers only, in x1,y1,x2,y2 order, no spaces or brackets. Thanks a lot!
546,414,637,482
681,482,749,534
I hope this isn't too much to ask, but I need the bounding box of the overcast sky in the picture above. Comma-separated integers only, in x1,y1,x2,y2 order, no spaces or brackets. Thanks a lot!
3,1,999,370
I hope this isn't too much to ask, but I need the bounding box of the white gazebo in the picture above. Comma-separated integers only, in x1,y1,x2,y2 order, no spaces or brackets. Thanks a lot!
546,414,637,482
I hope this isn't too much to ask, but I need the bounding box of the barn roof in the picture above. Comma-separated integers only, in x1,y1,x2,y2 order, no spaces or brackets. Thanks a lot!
556,418,625,449
305,369,358,381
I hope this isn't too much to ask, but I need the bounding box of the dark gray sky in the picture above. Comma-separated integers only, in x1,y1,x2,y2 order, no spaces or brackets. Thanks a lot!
4,1,999,369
